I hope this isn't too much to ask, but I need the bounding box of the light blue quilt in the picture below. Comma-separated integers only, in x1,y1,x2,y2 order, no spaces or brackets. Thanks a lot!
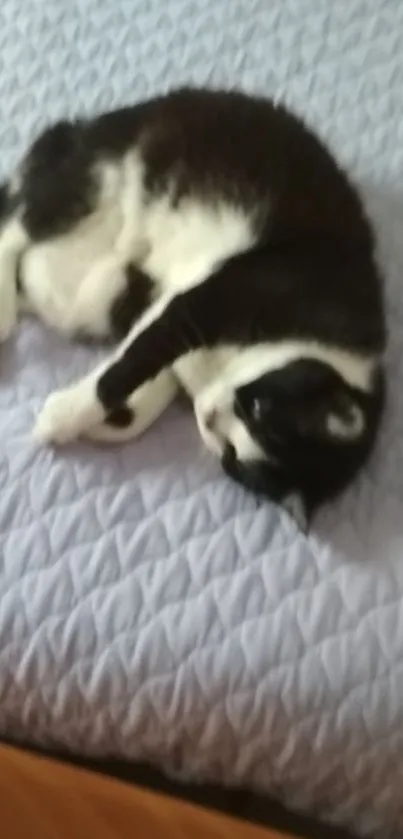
0,2,402,837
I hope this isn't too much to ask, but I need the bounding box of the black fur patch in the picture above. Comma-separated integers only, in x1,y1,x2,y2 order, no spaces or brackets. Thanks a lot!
109,264,155,339
85,103,153,158
0,182,9,224
139,88,374,248
14,106,154,242
105,406,135,428
21,120,98,241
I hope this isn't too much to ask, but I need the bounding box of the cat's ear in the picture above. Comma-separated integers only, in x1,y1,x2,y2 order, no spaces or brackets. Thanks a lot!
282,492,309,533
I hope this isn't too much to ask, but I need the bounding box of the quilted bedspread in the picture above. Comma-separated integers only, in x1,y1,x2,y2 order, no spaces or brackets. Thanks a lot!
1,1,403,837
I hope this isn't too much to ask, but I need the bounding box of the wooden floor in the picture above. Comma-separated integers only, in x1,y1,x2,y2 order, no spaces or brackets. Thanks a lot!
1,738,359,839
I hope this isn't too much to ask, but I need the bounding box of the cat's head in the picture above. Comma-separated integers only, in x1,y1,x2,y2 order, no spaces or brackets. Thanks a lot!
199,356,384,530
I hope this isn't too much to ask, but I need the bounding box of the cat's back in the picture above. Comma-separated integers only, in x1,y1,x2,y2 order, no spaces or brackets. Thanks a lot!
141,87,314,202
139,87,369,244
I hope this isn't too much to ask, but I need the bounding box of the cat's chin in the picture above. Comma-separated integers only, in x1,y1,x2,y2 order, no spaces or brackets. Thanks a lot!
194,397,226,458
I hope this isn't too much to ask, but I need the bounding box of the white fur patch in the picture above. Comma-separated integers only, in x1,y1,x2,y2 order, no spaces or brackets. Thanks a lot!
21,152,147,337
214,341,376,393
144,196,255,293
19,156,255,346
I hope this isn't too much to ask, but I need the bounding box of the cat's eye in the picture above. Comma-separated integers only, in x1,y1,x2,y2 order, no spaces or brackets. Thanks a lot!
252,398,262,420
252,397,271,421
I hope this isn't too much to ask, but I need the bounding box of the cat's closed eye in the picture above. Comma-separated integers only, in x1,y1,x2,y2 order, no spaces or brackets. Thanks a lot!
252,397,265,420
238,396,271,423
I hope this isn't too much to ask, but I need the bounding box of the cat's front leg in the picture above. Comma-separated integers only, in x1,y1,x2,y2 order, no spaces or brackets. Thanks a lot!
33,284,207,444
33,262,247,445
34,368,178,445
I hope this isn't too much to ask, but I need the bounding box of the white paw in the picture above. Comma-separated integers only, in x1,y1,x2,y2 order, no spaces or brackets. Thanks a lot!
33,389,81,445
33,378,104,445
0,281,17,341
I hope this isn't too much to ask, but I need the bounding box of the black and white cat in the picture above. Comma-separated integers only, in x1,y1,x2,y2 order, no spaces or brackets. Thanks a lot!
0,88,386,527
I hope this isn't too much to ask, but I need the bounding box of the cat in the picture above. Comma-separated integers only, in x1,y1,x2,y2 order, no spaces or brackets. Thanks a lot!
0,87,386,529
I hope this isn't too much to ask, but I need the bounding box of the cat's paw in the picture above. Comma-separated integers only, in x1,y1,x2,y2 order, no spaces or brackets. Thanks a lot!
33,389,80,445
33,379,103,445
0,280,17,341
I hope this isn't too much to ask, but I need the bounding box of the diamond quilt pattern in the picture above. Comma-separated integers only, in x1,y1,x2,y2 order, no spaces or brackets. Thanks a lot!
0,1,403,837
